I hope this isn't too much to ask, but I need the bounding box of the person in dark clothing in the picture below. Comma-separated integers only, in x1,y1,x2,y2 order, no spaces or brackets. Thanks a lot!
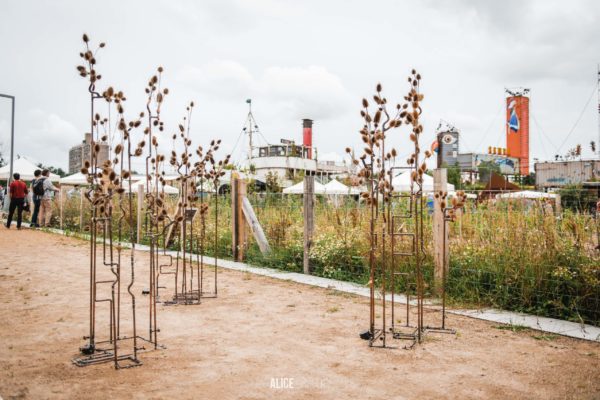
30,169,42,228
6,173,28,229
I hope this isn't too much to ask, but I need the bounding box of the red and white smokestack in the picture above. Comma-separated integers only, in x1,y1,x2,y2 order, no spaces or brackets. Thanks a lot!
303,119,313,159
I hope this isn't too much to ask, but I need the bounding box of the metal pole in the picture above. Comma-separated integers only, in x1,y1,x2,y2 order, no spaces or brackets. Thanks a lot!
597,64,599,157
0,94,15,212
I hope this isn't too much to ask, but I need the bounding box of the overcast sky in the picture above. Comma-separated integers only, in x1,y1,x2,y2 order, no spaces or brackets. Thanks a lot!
1,0,599,172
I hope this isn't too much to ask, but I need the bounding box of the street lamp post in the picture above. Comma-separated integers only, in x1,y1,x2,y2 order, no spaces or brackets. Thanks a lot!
0,94,15,212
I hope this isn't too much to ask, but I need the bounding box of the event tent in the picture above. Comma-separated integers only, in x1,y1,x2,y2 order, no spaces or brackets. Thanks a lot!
497,190,557,200
59,172,89,185
124,180,179,195
392,171,455,193
282,180,326,194
0,157,60,181
323,179,360,195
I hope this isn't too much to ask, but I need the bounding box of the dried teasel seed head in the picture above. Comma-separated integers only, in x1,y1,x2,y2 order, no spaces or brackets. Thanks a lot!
82,33,89,43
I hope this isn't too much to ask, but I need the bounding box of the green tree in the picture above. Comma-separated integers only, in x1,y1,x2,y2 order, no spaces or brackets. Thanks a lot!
443,162,461,188
37,163,67,177
522,172,536,186
265,171,282,193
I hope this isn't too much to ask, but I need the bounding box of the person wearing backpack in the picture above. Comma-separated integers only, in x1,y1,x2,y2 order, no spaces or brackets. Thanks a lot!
38,169,59,228
5,173,28,229
30,169,43,228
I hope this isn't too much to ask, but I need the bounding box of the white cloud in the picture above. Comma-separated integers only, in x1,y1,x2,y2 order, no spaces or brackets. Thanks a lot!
318,151,345,163
178,61,256,98
178,62,352,120
16,109,81,168
263,65,352,120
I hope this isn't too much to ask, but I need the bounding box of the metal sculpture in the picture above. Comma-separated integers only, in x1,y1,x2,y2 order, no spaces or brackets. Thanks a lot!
351,70,465,349
73,34,152,368
156,103,229,305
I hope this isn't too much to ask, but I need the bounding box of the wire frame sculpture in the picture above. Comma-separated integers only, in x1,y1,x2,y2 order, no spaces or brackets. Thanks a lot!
160,103,229,305
140,66,172,348
73,34,159,368
351,70,455,348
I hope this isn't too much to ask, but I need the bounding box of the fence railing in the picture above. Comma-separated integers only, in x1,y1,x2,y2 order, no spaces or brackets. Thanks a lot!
7,181,600,327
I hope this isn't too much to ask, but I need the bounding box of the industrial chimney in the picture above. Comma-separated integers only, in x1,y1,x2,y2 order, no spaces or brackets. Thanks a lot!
505,88,530,175
302,119,313,159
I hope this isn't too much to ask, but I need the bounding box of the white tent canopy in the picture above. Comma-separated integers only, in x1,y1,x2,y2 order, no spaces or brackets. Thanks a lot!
392,171,455,193
60,172,89,185
323,179,360,195
196,182,216,193
282,180,326,194
497,190,557,200
0,157,60,181
123,179,179,195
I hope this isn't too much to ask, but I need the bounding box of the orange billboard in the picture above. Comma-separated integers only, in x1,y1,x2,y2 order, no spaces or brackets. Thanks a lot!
506,95,529,175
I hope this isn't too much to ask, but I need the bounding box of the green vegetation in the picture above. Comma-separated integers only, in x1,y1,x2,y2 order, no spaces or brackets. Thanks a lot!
48,191,600,326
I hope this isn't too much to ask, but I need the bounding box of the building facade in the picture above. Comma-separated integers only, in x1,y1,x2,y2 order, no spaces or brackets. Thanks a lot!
535,160,600,188
68,133,110,174
437,129,460,167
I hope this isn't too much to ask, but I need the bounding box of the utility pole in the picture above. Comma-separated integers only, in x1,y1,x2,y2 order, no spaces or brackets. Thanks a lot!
246,99,253,163
0,94,15,212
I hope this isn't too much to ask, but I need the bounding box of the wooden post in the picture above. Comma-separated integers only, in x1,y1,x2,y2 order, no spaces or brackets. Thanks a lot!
231,175,247,262
554,193,562,216
433,168,448,293
303,175,315,275
79,187,84,233
242,196,271,254
137,183,143,243
59,186,63,230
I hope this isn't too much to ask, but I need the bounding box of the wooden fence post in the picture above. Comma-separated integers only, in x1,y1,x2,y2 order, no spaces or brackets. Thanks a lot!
59,186,64,230
231,175,247,262
554,193,562,215
137,183,143,244
79,187,84,233
433,168,448,293
303,175,315,274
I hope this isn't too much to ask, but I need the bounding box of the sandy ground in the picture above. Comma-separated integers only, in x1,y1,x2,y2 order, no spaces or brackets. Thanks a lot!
0,228,599,400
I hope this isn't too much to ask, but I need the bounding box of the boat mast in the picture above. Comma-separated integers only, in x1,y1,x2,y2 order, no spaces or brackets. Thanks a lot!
246,99,253,163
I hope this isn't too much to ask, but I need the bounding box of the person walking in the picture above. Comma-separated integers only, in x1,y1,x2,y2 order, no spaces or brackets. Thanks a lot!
30,169,43,228
38,169,59,228
5,173,28,229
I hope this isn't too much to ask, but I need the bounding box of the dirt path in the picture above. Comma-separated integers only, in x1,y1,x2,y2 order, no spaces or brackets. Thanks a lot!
0,228,599,399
